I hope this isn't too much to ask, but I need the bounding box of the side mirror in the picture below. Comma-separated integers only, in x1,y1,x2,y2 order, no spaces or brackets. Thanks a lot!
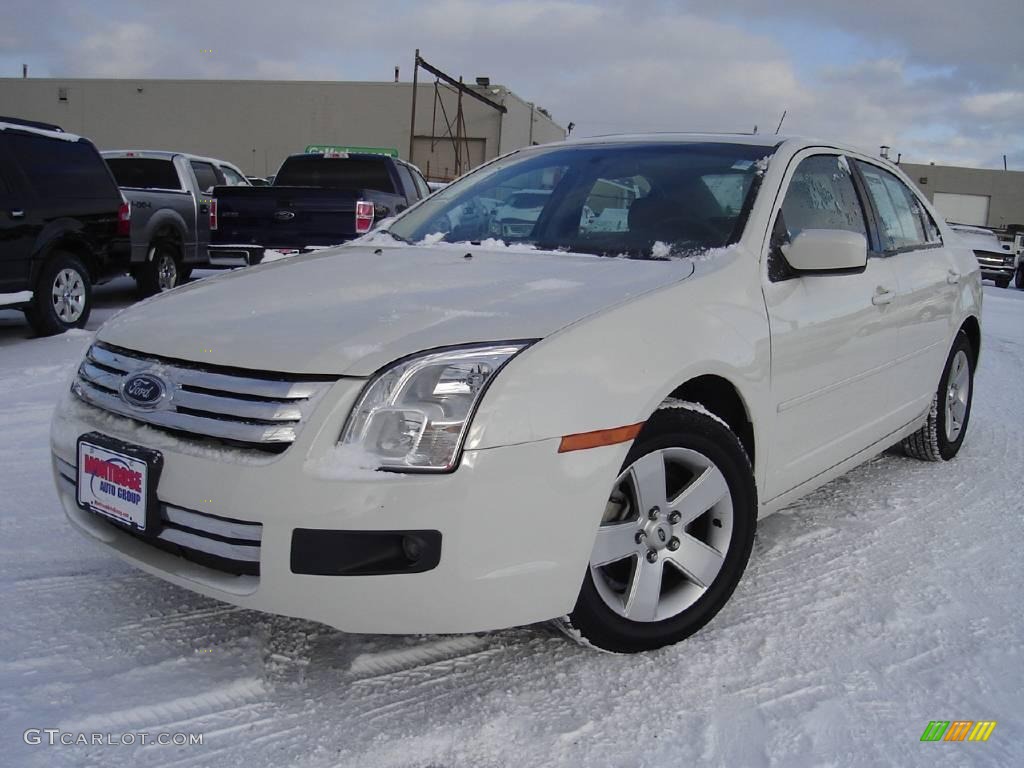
781,229,867,274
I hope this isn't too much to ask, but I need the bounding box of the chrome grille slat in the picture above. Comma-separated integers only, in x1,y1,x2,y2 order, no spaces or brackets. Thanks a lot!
164,504,263,542
158,528,261,562
55,460,262,567
168,389,303,423
74,383,299,443
74,343,333,449
88,344,323,400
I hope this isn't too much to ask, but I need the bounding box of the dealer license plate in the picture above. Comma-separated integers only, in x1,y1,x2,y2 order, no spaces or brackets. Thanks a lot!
77,434,161,532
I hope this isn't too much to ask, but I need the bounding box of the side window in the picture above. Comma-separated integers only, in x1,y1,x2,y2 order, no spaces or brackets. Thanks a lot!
7,133,119,199
394,164,417,202
190,161,219,193
411,168,430,199
220,166,245,185
778,154,868,240
855,162,928,251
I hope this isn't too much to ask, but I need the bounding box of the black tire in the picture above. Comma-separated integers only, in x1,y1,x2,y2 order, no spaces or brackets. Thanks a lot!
560,406,757,653
901,332,974,462
135,241,182,297
179,266,194,282
25,251,92,336
994,276,1011,289
1015,265,1024,290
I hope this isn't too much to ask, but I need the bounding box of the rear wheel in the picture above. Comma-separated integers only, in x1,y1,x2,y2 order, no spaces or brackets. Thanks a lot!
901,332,974,461
136,241,182,296
25,251,92,336
559,406,756,653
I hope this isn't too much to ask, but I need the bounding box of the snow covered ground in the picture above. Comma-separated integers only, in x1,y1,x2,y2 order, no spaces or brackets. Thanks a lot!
0,274,1021,768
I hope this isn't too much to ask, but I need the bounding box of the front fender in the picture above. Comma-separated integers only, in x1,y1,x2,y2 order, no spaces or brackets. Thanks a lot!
466,249,771,485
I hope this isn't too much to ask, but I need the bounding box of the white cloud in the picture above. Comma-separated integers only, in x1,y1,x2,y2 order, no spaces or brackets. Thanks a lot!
20,0,1024,169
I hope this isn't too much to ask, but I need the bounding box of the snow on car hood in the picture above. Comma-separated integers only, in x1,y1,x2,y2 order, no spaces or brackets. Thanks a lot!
97,244,695,375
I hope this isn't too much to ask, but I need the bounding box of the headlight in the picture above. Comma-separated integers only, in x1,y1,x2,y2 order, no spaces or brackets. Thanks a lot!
341,343,530,472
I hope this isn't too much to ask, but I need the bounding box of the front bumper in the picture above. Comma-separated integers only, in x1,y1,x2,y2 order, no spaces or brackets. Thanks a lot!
50,386,626,634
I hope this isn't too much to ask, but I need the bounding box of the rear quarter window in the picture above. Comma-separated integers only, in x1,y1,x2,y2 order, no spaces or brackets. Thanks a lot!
105,158,182,190
7,133,119,200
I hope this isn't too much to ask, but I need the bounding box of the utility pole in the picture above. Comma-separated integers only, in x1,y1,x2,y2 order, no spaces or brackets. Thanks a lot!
408,49,420,163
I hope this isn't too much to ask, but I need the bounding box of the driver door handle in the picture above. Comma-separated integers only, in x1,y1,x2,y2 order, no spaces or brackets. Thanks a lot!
871,286,895,306
946,269,961,285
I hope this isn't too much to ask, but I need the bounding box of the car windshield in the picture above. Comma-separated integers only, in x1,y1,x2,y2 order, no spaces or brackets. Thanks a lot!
388,142,773,258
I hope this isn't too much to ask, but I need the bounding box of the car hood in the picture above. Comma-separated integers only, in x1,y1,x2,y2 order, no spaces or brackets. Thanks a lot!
97,243,694,376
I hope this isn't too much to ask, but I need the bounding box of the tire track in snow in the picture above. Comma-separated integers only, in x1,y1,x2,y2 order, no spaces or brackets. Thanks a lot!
58,677,268,733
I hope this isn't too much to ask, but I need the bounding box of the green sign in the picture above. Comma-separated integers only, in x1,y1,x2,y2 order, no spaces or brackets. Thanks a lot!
304,144,399,157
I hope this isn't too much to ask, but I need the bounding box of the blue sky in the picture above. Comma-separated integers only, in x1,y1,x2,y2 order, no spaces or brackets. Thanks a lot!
2,0,1021,169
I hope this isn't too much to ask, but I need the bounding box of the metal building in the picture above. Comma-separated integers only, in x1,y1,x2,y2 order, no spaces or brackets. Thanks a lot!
0,77,566,180
900,162,1024,230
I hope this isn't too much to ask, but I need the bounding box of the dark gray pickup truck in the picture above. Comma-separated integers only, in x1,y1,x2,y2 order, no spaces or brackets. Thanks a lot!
209,152,430,264
103,151,250,295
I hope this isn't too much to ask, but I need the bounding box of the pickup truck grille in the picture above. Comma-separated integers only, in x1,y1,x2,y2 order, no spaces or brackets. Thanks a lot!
72,342,334,452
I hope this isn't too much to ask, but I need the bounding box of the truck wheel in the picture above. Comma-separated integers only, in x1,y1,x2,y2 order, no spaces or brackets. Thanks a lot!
1016,265,1024,290
136,242,182,297
25,251,93,336
995,275,1010,289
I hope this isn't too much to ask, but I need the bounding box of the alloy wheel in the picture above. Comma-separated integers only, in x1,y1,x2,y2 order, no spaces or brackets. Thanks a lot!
945,349,970,442
157,251,178,291
590,447,734,623
51,268,86,323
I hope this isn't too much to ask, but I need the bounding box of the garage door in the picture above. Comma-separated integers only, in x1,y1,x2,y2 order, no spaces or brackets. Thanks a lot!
932,192,990,226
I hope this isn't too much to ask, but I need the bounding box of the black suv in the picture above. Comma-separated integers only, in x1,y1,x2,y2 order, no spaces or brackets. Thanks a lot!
0,117,130,335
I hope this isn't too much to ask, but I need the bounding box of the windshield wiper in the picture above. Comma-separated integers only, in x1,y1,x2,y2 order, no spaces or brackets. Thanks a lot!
377,229,412,244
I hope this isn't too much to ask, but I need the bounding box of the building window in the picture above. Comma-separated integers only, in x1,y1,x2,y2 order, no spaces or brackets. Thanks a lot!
918,177,928,185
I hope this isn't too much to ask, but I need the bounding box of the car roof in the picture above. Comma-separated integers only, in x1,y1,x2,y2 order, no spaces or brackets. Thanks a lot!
538,132,878,157
102,149,234,165
0,120,83,143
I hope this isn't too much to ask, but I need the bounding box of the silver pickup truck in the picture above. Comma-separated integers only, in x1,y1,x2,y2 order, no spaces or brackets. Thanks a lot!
102,151,250,295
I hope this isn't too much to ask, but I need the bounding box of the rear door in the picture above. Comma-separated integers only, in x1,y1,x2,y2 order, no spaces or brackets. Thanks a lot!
0,142,36,292
854,160,957,422
763,151,903,500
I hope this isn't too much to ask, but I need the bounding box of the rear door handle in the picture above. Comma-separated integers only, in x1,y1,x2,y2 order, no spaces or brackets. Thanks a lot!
946,269,961,285
871,286,895,306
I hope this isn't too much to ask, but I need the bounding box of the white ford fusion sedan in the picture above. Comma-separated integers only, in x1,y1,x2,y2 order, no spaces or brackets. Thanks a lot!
51,135,981,653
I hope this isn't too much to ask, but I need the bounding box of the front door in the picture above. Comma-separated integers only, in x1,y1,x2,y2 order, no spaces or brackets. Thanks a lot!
762,152,904,500
0,144,35,293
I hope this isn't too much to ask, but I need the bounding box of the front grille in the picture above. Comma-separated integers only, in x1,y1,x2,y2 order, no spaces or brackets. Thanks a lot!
56,456,262,576
973,251,1013,268
73,342,335,453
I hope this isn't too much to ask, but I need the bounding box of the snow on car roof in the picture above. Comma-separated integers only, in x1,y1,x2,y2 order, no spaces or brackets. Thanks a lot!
0,121,82,142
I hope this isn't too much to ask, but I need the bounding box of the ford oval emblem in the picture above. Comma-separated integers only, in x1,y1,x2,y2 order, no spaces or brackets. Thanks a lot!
121,372,168,410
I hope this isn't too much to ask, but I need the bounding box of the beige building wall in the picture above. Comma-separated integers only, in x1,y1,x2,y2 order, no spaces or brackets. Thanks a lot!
0,78,565,180
900,161,1024,229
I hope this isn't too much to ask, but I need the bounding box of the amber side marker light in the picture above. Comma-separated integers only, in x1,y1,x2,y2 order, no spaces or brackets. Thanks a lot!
558,423,644,453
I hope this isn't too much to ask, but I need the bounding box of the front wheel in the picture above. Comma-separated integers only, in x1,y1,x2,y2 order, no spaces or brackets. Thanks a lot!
560,406,756,653
1015,265,1024,290
901,332,974,461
